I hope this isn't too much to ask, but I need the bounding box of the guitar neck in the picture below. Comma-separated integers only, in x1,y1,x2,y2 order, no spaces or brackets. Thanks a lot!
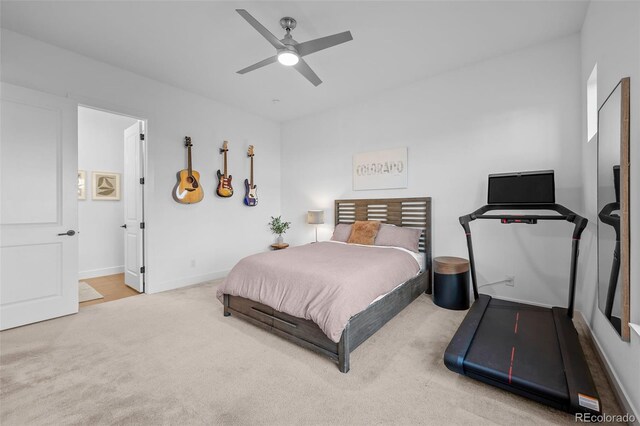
187,145,193,175
250,156,254,186
223,150,228,177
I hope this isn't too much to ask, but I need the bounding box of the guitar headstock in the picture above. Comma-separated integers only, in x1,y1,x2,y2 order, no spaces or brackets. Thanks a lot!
185,136,192,147
247,145,254,157
220,140,229,153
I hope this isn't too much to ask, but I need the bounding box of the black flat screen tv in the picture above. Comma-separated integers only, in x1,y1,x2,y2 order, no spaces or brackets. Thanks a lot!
488,170,555,204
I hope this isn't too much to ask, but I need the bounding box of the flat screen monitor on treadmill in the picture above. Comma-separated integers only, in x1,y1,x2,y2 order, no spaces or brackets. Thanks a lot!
487,170,555,204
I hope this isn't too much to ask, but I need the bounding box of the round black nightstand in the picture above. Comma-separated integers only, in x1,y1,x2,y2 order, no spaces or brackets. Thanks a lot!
433,256,470,310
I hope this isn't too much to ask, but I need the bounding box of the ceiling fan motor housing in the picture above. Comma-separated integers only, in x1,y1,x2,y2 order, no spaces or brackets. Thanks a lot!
280,23,298,51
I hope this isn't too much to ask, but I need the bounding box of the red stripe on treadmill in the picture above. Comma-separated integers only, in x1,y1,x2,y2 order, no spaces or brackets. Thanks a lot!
508,346,516,384
514,312,520,334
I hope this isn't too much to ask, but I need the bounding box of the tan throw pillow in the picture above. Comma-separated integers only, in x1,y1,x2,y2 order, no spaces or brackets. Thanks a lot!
347,220,381,245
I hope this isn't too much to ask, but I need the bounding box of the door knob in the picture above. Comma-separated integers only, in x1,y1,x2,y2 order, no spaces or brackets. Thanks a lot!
57,230,76,236
120,224,127,229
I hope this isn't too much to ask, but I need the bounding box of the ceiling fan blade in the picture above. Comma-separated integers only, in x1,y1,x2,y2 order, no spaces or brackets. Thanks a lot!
296,31,353,57
237,56,278,74
236,9,285,50
294,58,322,86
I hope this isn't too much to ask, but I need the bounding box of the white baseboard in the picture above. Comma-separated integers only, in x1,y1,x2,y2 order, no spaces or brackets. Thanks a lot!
148,270,229,294
79,266,124,280
579,312,639,424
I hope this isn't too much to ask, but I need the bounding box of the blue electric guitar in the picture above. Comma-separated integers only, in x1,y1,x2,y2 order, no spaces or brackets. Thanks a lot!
243,145,258,206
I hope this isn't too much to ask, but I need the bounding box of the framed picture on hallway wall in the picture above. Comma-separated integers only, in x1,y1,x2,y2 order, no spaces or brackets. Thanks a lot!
92,171,121,201
353,147,408,190
78,170,87,200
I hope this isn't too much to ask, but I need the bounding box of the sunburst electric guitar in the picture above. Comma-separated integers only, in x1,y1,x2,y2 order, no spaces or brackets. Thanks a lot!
243,145,258,206
216,141,233,197
173,136,204,204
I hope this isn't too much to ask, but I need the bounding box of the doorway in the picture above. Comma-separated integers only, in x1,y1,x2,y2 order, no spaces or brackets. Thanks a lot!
77,106,146,307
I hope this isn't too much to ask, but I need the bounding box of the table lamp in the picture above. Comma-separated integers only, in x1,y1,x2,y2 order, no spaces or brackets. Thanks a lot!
307,210,324,242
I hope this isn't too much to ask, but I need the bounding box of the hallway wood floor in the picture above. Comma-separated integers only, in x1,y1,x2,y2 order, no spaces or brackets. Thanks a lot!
80,273,140,307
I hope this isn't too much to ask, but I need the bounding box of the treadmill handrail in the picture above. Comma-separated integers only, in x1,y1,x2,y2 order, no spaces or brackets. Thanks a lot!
460,203,587,238
459,203,587,318
598,202,620,238
598,201,621,321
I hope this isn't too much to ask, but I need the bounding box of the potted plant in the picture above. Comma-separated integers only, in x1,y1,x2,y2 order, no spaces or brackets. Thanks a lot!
269,216,291,244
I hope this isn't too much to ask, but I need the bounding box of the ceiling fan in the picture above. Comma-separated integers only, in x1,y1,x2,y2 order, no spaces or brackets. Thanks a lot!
235,9,353,86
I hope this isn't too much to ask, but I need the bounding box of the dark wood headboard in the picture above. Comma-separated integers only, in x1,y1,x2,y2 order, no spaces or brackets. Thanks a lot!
334,197,432,273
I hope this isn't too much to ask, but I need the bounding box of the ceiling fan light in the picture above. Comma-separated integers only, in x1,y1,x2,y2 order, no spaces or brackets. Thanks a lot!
277,51,299,66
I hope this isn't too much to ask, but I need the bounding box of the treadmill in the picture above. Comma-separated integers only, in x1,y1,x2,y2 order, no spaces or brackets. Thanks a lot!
444,170,602,415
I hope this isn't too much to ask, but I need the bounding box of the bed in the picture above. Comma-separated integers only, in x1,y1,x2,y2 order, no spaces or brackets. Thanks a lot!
220,197,432,373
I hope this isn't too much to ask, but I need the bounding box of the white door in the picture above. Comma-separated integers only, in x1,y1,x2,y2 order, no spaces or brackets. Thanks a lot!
1,83,78,330
123,122,144,292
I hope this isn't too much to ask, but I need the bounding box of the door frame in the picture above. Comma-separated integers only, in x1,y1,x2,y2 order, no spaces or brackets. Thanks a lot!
77,101,149,294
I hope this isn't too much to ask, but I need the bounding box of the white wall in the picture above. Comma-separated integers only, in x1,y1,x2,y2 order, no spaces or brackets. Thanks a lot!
281,35,583,308
0,29,282,293
78,106,137,279
579,0,640,417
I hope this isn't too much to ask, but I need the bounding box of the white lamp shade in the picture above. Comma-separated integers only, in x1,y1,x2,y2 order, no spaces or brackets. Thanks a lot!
307,210,324,225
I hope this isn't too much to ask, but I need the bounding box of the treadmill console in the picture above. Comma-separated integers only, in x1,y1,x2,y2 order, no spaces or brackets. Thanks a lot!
500,218,537,225
488,170,555,204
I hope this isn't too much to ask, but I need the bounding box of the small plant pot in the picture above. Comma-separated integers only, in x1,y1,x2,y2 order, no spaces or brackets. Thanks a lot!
276,236,284,244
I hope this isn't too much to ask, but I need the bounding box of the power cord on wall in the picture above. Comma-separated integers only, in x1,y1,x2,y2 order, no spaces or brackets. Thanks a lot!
478,277,514,289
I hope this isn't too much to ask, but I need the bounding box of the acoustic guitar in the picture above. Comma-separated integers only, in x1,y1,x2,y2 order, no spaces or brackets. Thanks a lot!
216,140,233,197
243,145,258,206
173,136,204,204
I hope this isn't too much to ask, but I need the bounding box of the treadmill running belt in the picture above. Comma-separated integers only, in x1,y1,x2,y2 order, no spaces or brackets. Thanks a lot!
465,299,568,402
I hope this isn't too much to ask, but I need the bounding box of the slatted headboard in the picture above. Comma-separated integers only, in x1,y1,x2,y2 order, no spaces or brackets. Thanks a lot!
334,197,432,275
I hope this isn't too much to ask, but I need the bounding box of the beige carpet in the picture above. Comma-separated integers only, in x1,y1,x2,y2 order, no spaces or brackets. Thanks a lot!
0,280,624,425
78,281,104,303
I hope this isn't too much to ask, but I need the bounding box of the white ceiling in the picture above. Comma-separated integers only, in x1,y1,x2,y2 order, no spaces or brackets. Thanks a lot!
1,1,589,122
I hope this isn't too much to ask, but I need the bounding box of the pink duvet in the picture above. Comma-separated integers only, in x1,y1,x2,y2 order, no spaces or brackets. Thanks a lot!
217,241,420,342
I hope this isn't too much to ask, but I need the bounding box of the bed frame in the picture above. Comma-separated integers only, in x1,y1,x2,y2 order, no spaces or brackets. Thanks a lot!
223,197,432,372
